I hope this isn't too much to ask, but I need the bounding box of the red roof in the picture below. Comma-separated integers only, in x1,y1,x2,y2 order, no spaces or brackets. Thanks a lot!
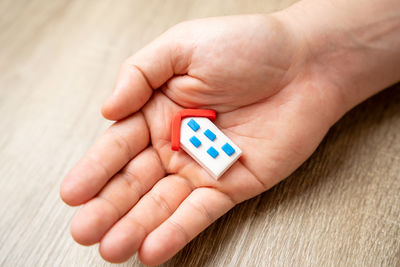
171,109,216,151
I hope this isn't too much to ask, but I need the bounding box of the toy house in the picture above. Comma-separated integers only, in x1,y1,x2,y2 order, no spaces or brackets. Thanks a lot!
171,109,242,179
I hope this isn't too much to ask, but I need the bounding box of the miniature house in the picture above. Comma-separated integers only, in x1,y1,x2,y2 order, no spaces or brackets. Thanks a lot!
171,109,242,179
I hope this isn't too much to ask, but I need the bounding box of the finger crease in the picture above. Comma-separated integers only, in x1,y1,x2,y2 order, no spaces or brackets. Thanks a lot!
152,145,168,176
120,172,143,200
202,186,238,206
109,128,134,159
87,154,111,180
187,198,214,224
149,192,173,215
242,163,270,191
131,64,155,90
154,140,176,174
125,215,148,235
233,160,269,191
168,219,191,244
98,195,122,218
174,175,196,192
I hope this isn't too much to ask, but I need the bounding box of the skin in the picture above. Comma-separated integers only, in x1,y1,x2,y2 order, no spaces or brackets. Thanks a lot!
60,0,400,265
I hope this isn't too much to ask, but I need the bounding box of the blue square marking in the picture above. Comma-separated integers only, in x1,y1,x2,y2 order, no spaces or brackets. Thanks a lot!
187,119,200,132
189,136,201,148
207,146,219,158
221,143,235,156
203,129,216,141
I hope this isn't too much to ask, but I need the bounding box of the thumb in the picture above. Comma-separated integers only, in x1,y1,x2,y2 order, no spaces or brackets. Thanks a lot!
102,34,187,120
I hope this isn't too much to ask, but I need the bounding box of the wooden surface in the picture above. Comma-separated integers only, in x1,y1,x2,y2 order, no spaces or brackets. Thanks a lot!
0,0,399,266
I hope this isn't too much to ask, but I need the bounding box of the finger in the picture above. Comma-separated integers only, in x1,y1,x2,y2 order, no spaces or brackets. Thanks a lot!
161,76,213,108
102,34,191,121
70,147,165,245
138,187,236,266
99,175,194,263
60,112,149,206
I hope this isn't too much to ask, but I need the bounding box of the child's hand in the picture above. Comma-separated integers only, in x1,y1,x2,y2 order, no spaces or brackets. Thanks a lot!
60,1,400,265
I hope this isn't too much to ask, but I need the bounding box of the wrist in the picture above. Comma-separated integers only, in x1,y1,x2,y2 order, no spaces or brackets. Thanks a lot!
277,0,400,120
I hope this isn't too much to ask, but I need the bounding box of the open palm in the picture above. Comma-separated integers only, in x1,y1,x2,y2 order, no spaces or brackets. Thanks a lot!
61,14,339,265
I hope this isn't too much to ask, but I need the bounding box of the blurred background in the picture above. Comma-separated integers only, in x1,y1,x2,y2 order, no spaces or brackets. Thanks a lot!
0,0,399,266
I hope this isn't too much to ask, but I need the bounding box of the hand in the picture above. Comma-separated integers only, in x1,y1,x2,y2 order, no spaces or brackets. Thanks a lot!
60,3,398,264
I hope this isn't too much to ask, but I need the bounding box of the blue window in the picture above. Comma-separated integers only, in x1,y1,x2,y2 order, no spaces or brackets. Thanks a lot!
222,143,235,156
189,136,201,147
207,146,219,158
203,129,216,141
187,119,200,132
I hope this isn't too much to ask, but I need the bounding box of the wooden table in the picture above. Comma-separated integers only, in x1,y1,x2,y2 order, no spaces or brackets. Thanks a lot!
0,0,399,266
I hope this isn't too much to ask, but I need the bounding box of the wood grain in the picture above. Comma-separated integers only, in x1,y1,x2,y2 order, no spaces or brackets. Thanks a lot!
0,0,399,266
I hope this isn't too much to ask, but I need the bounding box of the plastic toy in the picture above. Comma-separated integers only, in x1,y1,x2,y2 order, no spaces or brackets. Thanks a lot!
171,109,242,179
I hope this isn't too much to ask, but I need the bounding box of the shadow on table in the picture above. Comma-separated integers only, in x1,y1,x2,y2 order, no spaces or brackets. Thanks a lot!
161,84,400,267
